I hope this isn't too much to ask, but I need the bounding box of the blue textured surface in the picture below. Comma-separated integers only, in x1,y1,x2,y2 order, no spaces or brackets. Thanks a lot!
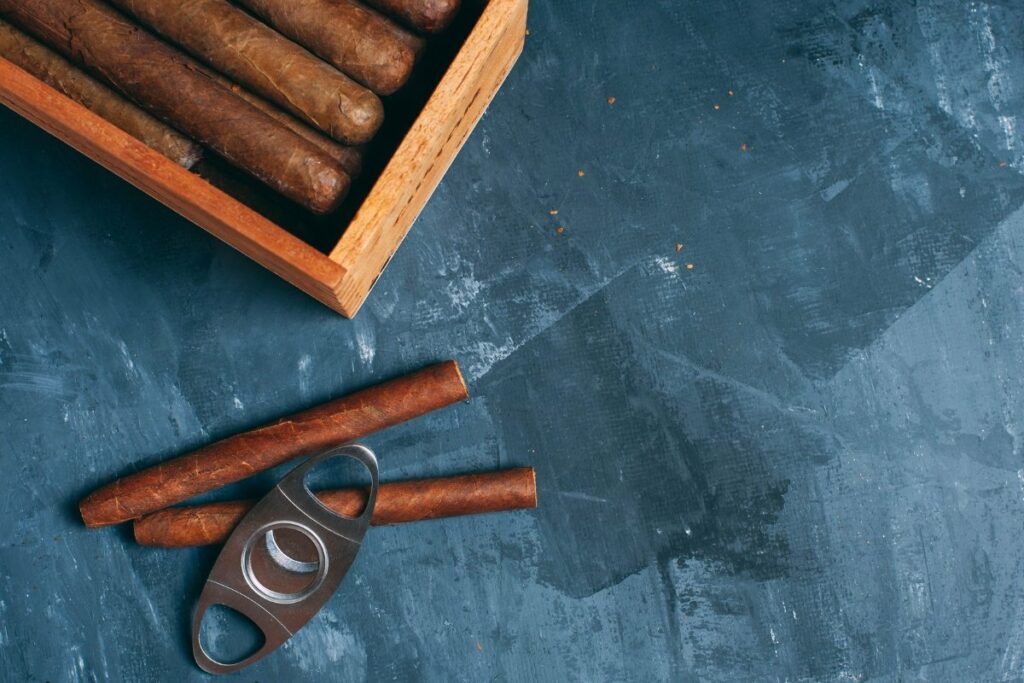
4,0,1024,680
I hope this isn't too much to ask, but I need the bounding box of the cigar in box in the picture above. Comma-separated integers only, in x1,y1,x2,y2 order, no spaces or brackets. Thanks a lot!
235,0,424,96
134,468,538,547
0,0,353,215
196,67,364,180
189,68,364,224
366,0,462,34
80,361,470,527
0,19,202,169
107,0,384,144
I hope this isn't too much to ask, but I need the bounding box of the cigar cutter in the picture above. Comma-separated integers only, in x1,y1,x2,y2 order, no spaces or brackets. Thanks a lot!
192,444,379,674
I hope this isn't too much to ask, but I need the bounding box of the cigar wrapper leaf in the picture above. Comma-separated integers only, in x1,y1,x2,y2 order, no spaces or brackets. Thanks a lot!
0,19,202,168
134,468,538,547
107,0,383,145
235,0,424,96
0,0,351,214
200,68,363,179
365,0,461,34
80,361,470,527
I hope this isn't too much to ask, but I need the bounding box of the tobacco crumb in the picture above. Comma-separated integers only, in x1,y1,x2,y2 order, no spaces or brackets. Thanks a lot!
556,226,565,235
549,209,558,216
577,169,585,177
476,643,483,653
607,96,616,105
686,263,695,270
741,143,748,152
675,243,684,252
999,160,1009,168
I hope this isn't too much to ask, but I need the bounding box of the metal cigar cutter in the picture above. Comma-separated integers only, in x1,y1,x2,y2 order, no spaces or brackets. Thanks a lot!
192,444,379,674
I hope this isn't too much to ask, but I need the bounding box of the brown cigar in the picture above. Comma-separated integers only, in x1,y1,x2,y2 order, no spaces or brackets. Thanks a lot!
107,0,383,145
80,361,469,528
206,73,363,179
192,158,312,226
236,0,424,96
0,0,351,214
134,468,537,547
364,0,460,34
0,19,202,169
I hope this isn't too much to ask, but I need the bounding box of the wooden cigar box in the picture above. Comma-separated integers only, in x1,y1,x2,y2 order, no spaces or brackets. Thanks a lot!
0,0,527,317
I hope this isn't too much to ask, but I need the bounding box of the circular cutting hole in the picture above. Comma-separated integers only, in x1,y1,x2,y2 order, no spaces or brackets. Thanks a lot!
243,523,326,604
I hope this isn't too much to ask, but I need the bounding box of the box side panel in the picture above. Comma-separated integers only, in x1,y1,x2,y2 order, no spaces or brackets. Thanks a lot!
0,58,347,311
328,0,528,317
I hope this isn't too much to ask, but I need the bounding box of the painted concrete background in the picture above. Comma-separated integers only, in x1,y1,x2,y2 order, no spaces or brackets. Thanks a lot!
3,0,1024,680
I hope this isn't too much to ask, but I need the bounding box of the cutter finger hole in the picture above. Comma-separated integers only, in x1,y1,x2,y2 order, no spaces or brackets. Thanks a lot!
302,450,375,520
197,603,266,666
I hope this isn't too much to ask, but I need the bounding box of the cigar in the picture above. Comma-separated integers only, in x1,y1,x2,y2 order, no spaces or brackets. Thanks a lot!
236,0,424,96
364,0,461,34
80,361,470,528
206,72,363,180
0,19,202,169
192,158,311,227
107,0,383,145
134,468,537,547
0,0,351,214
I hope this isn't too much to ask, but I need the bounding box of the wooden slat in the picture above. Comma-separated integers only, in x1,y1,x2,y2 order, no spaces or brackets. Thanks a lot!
327,0,528,317
0,57,346,309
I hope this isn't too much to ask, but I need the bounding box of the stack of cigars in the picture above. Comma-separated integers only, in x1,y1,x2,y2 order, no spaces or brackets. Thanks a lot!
0,0,461,215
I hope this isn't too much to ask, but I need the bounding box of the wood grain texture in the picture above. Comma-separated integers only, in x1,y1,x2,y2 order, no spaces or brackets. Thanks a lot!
0,0,527,317
133,468,537,547
329,0,527,317
79,361,469,528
